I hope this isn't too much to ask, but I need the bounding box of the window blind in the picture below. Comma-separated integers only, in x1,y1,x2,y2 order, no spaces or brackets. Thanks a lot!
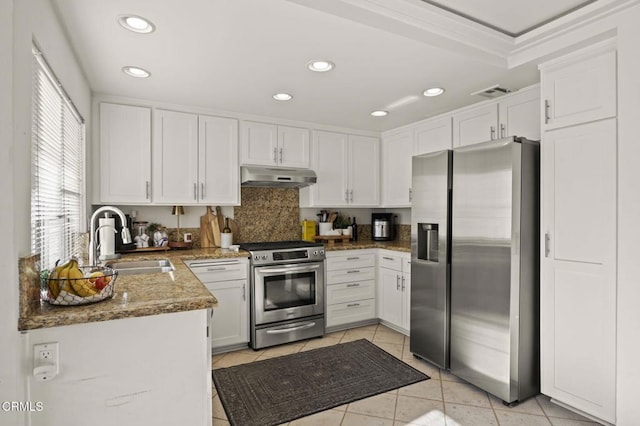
31,45,85,270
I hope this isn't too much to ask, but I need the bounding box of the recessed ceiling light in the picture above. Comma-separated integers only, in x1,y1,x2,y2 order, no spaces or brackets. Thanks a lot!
307,60,335,73
273,93,293,101
118,15,156,34
371,110,388,117
423,87,445,97
122,66,151,78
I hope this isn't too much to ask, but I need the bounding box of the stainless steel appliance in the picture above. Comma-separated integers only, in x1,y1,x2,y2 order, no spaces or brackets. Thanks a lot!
241,166,317,188
409,149,452,370
240,240,326,349
410,137,540,404
372,213,396,241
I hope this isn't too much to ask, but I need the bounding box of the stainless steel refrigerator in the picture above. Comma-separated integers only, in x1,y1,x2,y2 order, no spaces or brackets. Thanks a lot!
410,137,540,404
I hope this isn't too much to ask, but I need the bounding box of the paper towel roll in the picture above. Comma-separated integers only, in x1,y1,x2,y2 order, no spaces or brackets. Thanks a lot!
99,218,115,258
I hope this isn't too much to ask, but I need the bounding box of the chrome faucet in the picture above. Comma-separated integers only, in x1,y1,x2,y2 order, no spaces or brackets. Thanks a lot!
88,206,132,266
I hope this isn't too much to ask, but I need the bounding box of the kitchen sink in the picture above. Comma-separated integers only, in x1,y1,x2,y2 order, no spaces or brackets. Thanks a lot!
106,259,176,276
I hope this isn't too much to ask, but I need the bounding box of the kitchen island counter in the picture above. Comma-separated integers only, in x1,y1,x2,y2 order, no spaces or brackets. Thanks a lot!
18,248,249,331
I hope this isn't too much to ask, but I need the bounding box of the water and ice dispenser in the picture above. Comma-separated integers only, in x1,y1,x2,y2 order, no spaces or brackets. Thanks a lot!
418,223,439,262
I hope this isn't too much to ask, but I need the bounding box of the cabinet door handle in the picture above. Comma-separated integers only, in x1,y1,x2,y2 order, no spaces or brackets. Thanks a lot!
201,183,205,200
500,123,506,138
347,303,360,308
544,100,551,124
490,126,496,140
145,181,150,199
193,183,197,200
544,233,551,257
401,275,406,291
396,275,401,290
346,283,360,287
409,188,412,202
273,147,277,163
279,147,283,163
350,190,354,203
344,189,349,202
242,283,246,301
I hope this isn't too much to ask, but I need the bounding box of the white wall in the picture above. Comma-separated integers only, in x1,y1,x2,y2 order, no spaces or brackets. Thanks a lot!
0,0,23,424
3,1,91,424
615,7,640,426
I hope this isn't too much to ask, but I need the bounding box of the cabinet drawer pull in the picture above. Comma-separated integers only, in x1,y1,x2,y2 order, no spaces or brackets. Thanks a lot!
346,270,360,274
206,267,227,272
544,100,551,124
347,303,360,308
346,257,360,261
346,283,360,287
382,256,395,261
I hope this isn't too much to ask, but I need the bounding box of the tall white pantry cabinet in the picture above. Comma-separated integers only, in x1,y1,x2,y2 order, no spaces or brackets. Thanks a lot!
539,42,617,424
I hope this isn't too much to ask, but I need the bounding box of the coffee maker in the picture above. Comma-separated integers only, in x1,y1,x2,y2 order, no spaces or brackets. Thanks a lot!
372,213,396,241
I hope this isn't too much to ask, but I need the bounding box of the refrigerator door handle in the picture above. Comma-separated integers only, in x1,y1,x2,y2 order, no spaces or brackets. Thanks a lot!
545,233,551,257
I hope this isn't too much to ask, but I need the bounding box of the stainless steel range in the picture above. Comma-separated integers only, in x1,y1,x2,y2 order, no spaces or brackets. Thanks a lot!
240,240,326,350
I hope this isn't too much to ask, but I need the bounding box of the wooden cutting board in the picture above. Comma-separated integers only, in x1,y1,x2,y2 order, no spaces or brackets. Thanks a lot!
211,213,221,247
215,206,225,234
228,218,239,243
200,206,215,248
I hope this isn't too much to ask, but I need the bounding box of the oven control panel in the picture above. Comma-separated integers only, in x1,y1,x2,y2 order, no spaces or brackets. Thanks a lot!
250,248,325,266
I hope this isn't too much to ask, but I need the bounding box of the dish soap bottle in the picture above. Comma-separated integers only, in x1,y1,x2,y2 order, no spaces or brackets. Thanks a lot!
221,216,232,249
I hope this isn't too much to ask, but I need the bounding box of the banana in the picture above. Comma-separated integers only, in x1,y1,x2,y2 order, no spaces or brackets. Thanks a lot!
57,261,77,295
48,260,72,298
67,260,98,297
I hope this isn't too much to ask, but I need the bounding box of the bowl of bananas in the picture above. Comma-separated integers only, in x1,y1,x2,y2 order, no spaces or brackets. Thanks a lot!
41,258,118,306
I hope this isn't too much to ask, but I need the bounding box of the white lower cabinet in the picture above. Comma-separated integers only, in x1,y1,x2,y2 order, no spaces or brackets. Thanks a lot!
377,251,411,334
187,258,249,352
326,251,376,329
540,119,617,423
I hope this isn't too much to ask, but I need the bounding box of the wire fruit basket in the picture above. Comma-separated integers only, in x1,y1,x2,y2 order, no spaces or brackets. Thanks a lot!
41,263,118,306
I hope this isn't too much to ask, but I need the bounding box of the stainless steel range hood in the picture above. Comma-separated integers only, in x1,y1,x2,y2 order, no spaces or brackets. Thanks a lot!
241,166,317,188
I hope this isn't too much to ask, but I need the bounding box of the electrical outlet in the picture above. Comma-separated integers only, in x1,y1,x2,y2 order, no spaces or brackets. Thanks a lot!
33,342,59,381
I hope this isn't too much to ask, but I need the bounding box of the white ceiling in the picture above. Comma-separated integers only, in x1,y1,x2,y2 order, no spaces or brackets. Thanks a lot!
50,0,599,132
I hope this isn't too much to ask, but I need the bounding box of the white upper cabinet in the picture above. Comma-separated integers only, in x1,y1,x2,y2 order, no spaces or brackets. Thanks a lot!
304,131,378,207
99,103,152,204
240,121,310,168
453,86,541,147
153,110,199,204
414,116,452,155
381,130,414,207
541,47,616,131
453,103,498,147
154,110,239,205
498,87,541,141
198,115,239,205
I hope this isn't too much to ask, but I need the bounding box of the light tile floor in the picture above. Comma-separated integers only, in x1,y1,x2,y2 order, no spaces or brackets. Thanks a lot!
212,324,600,426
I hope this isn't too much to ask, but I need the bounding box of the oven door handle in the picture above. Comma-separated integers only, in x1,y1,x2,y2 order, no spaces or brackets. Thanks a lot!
258,264,321,274
265,321,317,335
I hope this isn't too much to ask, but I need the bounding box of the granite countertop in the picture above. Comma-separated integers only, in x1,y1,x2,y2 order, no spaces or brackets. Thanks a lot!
323,239,411,253
18,248,250,331
19,242,409,331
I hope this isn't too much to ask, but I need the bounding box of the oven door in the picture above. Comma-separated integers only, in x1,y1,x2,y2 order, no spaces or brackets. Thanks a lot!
253,261,324,325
